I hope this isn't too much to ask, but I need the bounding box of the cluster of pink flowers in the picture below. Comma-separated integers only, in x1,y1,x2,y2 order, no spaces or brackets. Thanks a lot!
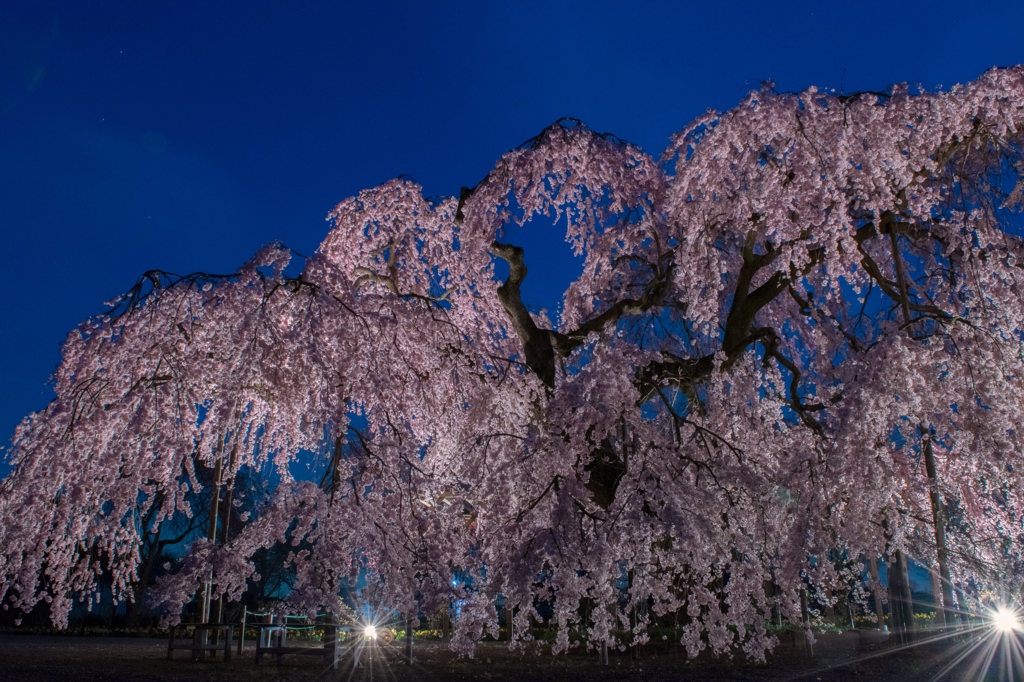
3,68,1024,659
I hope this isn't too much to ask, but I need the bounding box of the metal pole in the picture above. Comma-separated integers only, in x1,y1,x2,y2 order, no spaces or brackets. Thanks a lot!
403,610,411,663
200,458,222,625
955,587,971,627
923,435,953,628
888,554,904,639
327,611,340,670
800,588,814,658
930,569,944,629
238,609,246,654
896,550,914,642
868,556,886,631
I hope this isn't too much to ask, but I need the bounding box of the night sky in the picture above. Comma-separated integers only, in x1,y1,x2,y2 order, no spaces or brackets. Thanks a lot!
3,0,1024,465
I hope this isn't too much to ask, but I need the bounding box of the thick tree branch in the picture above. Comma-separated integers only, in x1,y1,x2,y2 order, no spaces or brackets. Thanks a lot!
491,241,673,386
489,241,558,388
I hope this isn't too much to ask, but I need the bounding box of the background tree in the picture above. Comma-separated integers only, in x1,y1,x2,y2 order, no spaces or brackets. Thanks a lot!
123,477,210,627
4,68,1024,659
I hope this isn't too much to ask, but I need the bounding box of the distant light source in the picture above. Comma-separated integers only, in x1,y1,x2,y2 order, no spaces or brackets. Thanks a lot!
991,606,1022,634
364,625,378,640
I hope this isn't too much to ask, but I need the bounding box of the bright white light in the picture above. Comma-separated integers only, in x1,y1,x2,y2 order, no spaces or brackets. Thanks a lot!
991,606,1022,634
364,625,378,640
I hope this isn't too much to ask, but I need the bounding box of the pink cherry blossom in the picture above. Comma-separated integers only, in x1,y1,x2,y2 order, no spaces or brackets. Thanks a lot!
4,69,1024,660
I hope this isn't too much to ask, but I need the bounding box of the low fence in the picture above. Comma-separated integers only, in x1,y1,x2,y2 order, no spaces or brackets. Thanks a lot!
166,623,233,662
166,608,408,669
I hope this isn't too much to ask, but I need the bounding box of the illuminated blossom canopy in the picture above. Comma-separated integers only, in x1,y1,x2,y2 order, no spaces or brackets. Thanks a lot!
3,67,1024,658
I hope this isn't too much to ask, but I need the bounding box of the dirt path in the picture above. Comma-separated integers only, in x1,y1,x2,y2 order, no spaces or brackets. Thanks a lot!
0,633,996,681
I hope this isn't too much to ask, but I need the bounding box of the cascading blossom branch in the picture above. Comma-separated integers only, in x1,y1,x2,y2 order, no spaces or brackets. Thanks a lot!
4,68,1024,659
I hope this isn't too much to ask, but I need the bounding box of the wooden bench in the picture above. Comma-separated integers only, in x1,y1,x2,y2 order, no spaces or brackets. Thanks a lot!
254,624,352,669
167,623,233,662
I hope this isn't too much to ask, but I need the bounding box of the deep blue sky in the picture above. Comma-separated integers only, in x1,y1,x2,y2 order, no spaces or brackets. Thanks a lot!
3,0,1024,458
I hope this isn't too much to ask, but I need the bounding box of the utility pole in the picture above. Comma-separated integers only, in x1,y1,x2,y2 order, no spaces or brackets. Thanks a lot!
923,434,954,628
200,457,222,625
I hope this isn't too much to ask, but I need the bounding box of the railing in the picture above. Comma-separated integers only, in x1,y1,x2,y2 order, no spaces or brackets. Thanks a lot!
166,609,363,670
166,623,233,662
254,622,351,669
238,609,334,653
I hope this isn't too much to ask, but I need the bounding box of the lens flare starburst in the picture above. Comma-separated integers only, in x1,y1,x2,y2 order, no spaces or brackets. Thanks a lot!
990,606,1022,635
